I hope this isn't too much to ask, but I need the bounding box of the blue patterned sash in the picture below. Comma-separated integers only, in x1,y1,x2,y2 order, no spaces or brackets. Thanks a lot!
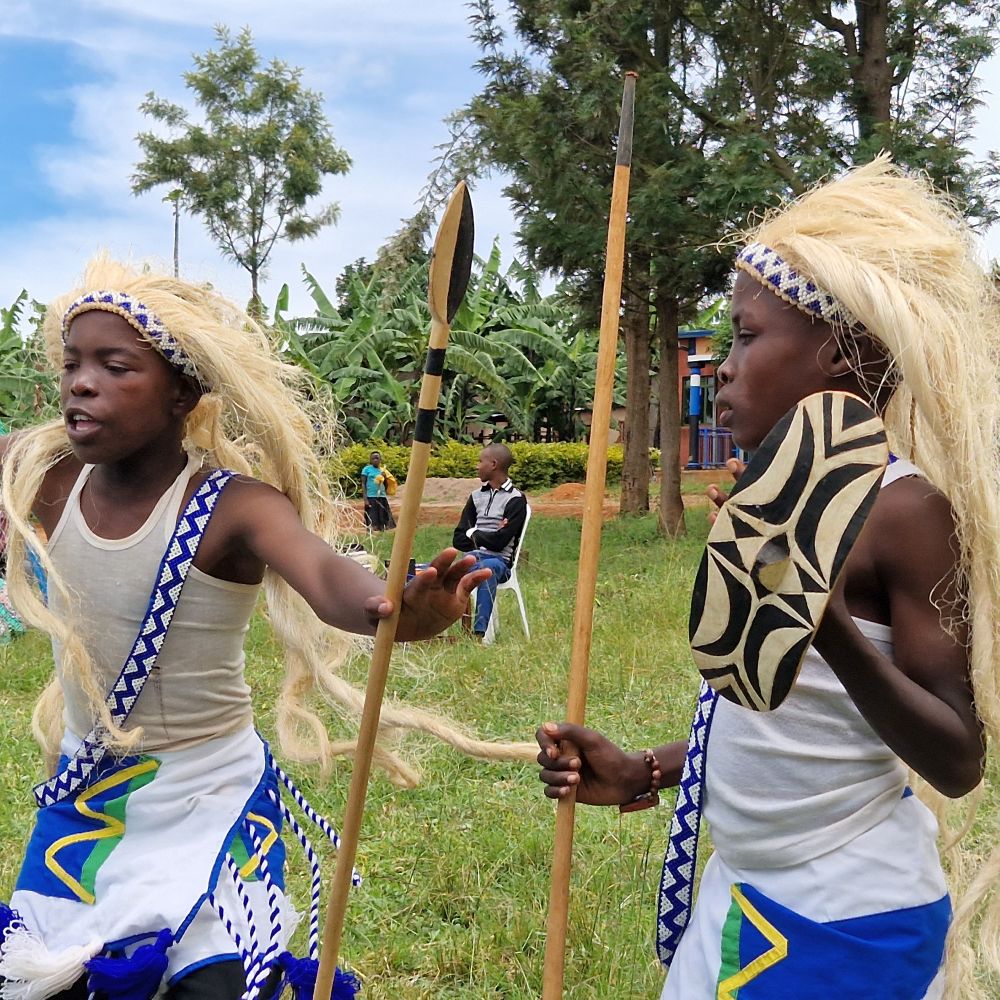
656,680,719,968
34,469,234,808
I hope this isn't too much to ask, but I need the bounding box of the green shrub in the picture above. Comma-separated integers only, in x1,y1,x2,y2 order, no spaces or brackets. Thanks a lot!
334,441,659,496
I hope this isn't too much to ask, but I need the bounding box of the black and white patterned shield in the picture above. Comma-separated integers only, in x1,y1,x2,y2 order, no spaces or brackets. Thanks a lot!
690,391,889,711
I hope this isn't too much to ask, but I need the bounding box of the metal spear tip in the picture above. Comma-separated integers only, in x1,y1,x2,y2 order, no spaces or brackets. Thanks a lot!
428,181,475,325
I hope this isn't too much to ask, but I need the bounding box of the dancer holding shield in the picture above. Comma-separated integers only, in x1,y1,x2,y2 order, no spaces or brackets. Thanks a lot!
537,158,999,999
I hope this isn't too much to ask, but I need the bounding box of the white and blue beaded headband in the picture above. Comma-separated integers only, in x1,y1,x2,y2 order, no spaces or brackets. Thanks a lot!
62,290,205,387
735,242,860,330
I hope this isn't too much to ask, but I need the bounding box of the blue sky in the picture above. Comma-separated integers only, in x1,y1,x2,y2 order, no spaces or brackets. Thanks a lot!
2,1,999,316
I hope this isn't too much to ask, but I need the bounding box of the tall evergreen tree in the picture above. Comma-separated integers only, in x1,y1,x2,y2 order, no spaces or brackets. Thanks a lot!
458,0,997,532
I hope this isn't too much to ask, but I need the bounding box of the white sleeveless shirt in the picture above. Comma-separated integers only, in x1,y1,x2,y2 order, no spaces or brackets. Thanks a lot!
703,459,921,870
48,455,259,751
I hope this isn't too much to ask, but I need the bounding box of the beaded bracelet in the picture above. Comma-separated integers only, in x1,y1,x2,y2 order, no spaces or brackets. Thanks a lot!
619,749,662,813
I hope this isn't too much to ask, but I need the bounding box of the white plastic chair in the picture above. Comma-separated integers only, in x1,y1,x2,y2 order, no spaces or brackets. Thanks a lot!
481,505,531,646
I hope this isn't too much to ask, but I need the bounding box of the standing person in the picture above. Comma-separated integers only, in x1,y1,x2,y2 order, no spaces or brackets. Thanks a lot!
536,158,1000,999
0,418,26,643
452,443,527,639
360,450,395,531
0,257,532,999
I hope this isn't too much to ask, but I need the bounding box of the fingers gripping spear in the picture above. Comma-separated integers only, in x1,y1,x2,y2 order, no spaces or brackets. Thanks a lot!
312,182,475,999
542,72,637,1000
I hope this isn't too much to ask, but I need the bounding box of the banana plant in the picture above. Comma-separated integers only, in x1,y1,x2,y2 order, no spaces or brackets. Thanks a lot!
272,245,586,443
0,292,58,428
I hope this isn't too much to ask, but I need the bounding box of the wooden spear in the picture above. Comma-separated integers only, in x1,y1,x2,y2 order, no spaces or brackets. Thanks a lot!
542,71,637,1000
312,181,475,1000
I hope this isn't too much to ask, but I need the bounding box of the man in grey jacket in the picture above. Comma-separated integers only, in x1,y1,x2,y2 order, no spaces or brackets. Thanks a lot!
452,443,527,637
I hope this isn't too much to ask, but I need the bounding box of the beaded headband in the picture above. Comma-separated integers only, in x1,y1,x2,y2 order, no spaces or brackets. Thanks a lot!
735,242,860,329
62,290,204,386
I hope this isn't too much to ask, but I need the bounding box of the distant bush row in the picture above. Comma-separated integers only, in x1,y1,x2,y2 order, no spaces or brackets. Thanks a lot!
334,441,661,496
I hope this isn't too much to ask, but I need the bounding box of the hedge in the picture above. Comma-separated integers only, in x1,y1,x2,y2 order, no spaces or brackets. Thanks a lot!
334,441,660,496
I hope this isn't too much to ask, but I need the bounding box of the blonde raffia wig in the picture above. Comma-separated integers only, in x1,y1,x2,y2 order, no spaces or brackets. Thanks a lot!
739,157,1000,998
1,255,535,788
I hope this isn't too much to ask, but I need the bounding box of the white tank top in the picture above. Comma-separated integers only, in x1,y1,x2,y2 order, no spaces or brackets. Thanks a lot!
48,455,259,751
703,459,922,870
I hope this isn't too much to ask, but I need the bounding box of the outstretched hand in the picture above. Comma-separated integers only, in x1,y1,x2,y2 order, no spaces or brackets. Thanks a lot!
707,457,746,525
536,722,648,807
364,547,490,642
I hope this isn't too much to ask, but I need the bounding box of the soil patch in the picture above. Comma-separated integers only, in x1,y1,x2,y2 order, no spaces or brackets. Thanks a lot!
349,476,710,530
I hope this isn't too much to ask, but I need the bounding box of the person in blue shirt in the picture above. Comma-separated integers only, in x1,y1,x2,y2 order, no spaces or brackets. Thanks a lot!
361,450,395,531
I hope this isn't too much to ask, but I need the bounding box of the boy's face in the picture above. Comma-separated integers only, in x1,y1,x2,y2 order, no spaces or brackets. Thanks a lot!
477,450,495,482
370,454,381,467
717,273,843,451
61,310,190,464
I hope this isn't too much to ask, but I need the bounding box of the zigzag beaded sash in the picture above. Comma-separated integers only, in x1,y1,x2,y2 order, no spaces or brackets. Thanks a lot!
656,680,718,969
34,469,234,809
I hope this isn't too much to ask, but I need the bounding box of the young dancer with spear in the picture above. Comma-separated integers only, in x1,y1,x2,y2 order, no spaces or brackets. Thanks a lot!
0,185,532,999
537,158,999,999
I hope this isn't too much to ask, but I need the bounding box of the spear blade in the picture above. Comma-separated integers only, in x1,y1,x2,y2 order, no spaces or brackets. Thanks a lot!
429,182,475,326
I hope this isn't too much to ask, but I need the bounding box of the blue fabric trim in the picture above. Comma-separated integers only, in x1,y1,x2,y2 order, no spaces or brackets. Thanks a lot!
731,883,950,999
102,929,170,953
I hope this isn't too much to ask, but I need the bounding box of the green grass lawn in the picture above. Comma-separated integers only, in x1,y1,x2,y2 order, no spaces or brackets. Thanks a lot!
2,509,997,997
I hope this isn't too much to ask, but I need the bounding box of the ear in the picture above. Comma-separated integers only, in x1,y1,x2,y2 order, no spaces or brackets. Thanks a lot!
171,374,203,419
820,329,859,378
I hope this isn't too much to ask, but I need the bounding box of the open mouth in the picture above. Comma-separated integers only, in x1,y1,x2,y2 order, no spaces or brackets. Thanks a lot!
65,412,101,437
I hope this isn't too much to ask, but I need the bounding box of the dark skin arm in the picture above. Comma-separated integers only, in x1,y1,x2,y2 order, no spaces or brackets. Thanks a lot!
193,478,488,642
537,469,984,806
813,478,983,798
25,461,486,643
713,463,982,797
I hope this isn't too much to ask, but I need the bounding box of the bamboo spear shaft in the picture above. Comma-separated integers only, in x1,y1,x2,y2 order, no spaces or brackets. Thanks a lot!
313,181,475,1000
542,71,637,1000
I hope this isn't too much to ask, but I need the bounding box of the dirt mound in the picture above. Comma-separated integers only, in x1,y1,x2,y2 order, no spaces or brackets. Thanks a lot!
541,482,587,501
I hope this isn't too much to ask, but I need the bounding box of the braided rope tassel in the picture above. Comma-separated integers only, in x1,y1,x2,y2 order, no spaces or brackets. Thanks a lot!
223,854,264,1000
245,819,283,989
656,681,719,969
208,888,255,1000
269,789,322,959
269,754,361,887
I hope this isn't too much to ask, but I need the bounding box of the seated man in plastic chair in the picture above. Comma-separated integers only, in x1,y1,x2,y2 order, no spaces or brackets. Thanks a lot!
452,443,527,640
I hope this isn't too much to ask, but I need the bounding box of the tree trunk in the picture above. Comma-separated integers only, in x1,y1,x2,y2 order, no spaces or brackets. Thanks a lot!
656,291,686,537
172,200,180,278
853,0,891,139
249,268,262,318
620,253,652,515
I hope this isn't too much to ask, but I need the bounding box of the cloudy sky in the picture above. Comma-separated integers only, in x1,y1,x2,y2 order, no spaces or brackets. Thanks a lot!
2,1,999,316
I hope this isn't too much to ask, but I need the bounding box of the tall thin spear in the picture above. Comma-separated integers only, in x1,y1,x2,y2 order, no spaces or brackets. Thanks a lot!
542,71,638,1000
312,182,475,999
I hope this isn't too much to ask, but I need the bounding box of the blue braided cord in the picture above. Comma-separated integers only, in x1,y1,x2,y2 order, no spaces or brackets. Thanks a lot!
34,470,233,808
655,681,719,969
268,753,361,887
209,886,255,999
246,819,283,990
224,854,265,1000
269,789,322,959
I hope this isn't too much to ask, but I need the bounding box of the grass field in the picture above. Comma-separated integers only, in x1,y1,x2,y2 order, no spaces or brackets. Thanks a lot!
2,507,997,998
0,510,709,998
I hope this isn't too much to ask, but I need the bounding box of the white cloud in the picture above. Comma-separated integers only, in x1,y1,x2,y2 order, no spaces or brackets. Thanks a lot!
2,1,997,313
